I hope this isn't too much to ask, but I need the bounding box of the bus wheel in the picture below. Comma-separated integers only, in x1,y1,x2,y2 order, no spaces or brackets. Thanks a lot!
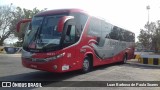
122,54,127,64
82,56,91,73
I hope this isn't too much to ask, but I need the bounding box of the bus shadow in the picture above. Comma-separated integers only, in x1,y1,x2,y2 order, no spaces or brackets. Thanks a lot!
91,62,124,71
0,70,83,81
0,70,83,90
0,63,120,81
0,63,125,90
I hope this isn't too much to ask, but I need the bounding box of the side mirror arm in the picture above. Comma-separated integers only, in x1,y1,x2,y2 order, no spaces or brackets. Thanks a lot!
16,19,32,32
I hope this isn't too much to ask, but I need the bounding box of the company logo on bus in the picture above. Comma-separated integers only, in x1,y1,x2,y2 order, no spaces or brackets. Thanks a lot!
47,53,56,56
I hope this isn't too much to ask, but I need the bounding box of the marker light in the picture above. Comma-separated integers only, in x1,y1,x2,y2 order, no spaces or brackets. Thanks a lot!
53,65,57,70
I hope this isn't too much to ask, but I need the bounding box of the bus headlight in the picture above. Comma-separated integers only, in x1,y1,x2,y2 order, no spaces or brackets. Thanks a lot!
45,52,65,62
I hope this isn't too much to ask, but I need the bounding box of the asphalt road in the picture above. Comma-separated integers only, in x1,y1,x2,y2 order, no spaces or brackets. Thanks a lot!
0,54,160,90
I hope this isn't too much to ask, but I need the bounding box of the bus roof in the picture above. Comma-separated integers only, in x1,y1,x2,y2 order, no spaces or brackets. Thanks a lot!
35,9,88,16
34,9,134,34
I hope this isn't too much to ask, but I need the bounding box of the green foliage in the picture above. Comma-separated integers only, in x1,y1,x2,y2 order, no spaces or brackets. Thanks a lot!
138,21,160,53
138,29,150,48
0,4,46,46
13,41,23,47
13,7,46,43
0,4,15,46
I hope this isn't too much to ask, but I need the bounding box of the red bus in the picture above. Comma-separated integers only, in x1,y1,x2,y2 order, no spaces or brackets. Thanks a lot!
17,9,135,73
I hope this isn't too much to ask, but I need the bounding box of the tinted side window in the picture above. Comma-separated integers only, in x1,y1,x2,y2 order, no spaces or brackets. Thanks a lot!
118,28,125,41
124,31,129,42
101,21,112,39
129,32,135,42
121,30,135,42
109,26,119,40
64,25,76,44
71,13,88,41
132,33,135,42
88,18,101,37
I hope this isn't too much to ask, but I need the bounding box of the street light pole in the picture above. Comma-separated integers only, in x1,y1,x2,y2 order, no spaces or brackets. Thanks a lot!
146,5,151,50
146,5,150,24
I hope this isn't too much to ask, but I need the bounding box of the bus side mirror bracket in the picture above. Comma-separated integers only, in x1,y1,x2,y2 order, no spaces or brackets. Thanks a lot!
57,16,74,32
16,19,32,32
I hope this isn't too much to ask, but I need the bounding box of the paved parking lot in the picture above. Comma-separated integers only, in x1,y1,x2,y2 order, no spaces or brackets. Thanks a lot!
0,54,160,90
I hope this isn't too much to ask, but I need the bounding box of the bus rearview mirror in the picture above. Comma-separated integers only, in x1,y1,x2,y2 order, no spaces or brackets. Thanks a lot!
57,16,74,32
16,19,31,32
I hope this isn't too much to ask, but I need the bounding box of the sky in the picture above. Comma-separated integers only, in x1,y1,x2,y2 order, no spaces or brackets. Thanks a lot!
1,0,160,43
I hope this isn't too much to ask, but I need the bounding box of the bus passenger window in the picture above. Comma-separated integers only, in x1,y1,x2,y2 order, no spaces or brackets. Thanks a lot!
64,25,76,43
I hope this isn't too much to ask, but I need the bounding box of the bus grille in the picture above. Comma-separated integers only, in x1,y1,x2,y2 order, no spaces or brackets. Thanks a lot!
24,58,47,62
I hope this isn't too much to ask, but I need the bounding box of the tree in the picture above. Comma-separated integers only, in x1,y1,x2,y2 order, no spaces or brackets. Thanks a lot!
13,7,46,44
151,21,160,52
0,4,15,46
0,4,46,46
138,21,160,53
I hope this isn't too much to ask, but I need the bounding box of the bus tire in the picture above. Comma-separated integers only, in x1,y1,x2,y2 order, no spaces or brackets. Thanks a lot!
122,54,127,64
82,56,91,73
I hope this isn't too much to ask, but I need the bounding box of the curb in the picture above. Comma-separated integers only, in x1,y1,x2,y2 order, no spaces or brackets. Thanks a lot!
127,59,160,68
134,54,141,60
134,54,160,66
139,58,160,65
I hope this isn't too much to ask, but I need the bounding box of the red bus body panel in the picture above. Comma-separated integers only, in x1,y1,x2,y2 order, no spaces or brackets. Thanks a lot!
21,9,135,73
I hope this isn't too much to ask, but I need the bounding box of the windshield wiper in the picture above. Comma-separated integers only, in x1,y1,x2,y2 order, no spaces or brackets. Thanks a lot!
43,43,57,48
35,27,41,42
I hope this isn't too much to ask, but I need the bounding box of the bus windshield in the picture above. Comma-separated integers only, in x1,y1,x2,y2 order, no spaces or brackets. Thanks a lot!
23,14,67,51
